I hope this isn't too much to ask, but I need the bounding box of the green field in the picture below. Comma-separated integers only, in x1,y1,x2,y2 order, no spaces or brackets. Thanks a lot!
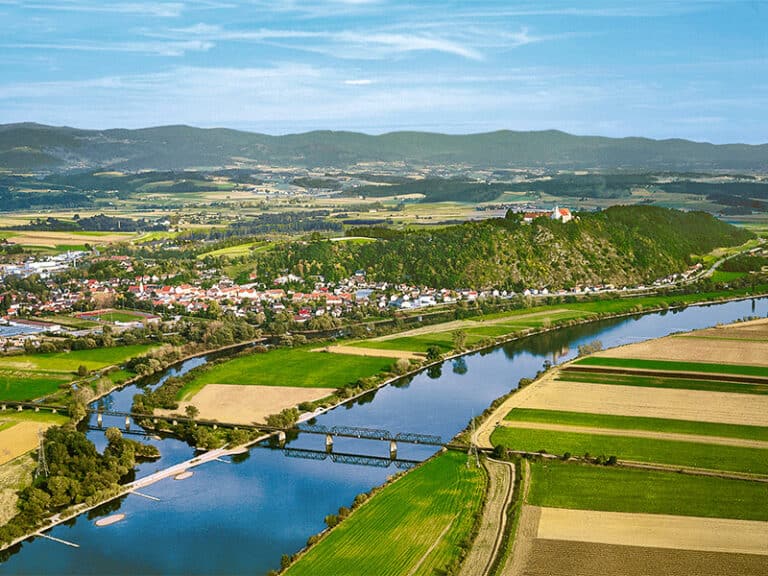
0,344,156,401
179,347,396,400
504,408,768,442
352,308,595,354
0,344,157,373
527,460,768,521
38,315,101,329
91,310,148,323
491,427,768,474
711,270,747,283
574,356,768,378
0,409,69,426
285,451,486,576
196,241,269,260
0,371,70,401
557,369,768,395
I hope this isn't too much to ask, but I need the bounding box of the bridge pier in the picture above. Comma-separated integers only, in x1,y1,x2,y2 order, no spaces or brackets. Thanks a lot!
34,406,39,412
277,431,286,447
97,413,103,427
389,440,398,460
125,416,131,430
17,405,22,412
51,409,57,414
153,418,158,425
172,420,178,426
212,424,217,430
325,434,334,453
1,404,6,411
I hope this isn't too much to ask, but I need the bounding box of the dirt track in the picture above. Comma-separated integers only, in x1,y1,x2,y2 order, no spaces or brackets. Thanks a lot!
460,459,515,576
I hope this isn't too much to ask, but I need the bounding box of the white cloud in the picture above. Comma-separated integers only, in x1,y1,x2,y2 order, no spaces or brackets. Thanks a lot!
6,1,187,18
344,79,373,85
3,39,214,56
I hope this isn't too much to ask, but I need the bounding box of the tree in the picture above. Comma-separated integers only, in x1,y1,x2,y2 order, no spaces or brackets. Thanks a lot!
425,345,442,361
452,329,467,351
185,405,200,419
105,427,123,446
77,364,90,377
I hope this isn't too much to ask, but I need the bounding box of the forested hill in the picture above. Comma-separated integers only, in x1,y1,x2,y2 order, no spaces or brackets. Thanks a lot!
248,207,752,289
1,123,767,171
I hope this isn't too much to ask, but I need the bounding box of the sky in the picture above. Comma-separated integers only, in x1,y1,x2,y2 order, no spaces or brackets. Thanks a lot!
0,0,766,142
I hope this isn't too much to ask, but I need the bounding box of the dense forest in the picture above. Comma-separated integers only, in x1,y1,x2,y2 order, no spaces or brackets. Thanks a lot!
247,206,752,289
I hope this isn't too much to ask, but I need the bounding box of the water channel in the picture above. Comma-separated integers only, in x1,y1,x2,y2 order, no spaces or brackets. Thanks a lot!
3,297,767,574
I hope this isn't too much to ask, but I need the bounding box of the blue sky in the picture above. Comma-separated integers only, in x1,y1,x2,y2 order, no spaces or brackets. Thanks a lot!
0,0,766,142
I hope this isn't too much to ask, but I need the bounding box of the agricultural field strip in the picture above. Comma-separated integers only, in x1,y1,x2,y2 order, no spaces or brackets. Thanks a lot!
163,384,336,426
526,461,768,521
504,408,768,442
515,378,768,426
575,355,768,377
499,420,768,449
285,452,485,576
594,334,768,367
491,426,768,475
535,508,768,556
314,344,421,360
368,309,590,342
0,421,54,465
556,370,768,395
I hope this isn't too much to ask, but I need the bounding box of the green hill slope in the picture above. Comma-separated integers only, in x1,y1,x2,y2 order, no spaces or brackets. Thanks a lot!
248,206,753,289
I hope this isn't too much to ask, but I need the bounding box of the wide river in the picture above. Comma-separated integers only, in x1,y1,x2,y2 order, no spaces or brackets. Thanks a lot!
3,297,767,574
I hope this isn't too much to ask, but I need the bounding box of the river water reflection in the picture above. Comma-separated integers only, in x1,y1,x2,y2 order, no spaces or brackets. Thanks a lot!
3,297,766,574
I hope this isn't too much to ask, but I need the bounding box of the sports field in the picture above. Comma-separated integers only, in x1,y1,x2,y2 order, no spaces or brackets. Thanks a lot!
285,451,486,576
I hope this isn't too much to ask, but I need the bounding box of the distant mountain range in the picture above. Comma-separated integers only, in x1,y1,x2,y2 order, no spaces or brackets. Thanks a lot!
1,123,766,172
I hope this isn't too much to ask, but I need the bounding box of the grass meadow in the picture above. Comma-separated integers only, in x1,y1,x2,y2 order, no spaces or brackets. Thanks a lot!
179,347,396,400
557,370,768,395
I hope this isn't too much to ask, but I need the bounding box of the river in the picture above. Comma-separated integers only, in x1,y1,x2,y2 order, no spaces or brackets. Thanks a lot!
2,297,767,574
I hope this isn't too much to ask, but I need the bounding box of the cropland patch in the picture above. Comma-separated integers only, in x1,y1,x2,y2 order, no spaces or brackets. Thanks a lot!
157,384,336,425
522,539,768,576
526,460,768,521
180,347,395,400
596,332,768,367
516,376,768,426
285,451,485,576
317,344,421,361
535,507,768,555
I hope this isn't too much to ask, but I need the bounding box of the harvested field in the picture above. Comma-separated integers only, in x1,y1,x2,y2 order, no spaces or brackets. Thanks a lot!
0,453,35,524
693,317,768,341
520,540,768,576
536,507,768,555
599,334,768,367
5,231,134,246
317,345,421,361
0,421,47,465
156,384,336,425
499,420,768,449
518,377,768,426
